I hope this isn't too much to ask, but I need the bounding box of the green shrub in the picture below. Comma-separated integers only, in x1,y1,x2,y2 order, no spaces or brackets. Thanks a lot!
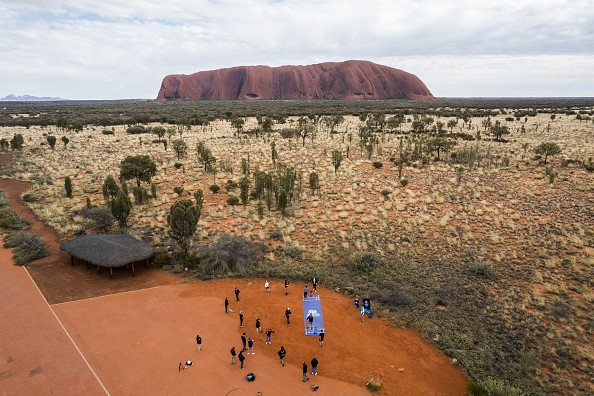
3,231,48,265
226,196,240,205
151,251,170,268
372,161,383,169
282,244,303,259
174,162,183,169
467,377,525,396
102,129,114,135
349,252,382,273
269,229,283,240
209,184,220,194
366,379,382,392
0,207,28,230
173,186,184,196
0,190,8,206
470,261,496,280
381,189,390,198
22,193,38,203
400,179,409,187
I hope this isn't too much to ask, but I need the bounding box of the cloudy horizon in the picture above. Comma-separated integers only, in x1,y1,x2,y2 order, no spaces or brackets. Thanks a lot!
1,0,593,100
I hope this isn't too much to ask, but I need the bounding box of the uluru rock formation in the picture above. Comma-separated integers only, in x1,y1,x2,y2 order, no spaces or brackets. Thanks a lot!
156,60,434,101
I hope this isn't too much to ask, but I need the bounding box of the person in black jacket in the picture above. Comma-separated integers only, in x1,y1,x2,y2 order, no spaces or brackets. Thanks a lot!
256,318,262,334
225,297,229,313
302,362,309,382
248,337,254,355
196,335,202,351
319,329,325,347
235,287,240,301
284,279,289,295
241,333,247,351
238,350,245,369
285,307,291,324
278,346,286,366
311,356,318,375
239,310,244,327
230,346,237,364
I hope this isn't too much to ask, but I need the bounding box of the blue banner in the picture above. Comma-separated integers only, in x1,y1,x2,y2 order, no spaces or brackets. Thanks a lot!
302,296,325,336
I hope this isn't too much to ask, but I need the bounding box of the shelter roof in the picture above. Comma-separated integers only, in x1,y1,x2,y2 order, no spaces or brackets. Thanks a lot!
60,234,154,268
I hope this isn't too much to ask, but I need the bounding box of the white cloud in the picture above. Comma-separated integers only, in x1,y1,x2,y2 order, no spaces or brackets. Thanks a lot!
1,0,593,98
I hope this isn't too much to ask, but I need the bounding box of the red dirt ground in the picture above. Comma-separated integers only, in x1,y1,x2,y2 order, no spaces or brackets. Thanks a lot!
0,235,104,395
0,160,467,395
53,280,467,395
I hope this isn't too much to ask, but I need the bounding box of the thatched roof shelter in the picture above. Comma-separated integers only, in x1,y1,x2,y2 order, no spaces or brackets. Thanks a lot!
60,234,154,278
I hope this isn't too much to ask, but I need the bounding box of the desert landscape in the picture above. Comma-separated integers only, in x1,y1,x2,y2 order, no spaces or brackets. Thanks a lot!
0,98,593,395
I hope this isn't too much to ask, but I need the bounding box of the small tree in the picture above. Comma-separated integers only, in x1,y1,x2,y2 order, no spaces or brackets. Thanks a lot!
11,134,24,150
332,150,343,174
61,136,69,149
194,189,204,209
535,142,562,165
230,117,245,135
102,175,120,202
46,135,56,150
491,121,510,142
111,188,132,229
278,190,288,217
64,176,73,198
197,142,216,171
240,177,249,206
86,206,114,232
152,126,166,143
172,139,187,160
120,155,157,187
167,199,199,257
309,171,319,195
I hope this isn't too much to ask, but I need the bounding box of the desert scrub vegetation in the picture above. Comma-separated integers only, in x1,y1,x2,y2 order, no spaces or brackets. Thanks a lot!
3,99,594,394
3,231,48,265
0,190,27,231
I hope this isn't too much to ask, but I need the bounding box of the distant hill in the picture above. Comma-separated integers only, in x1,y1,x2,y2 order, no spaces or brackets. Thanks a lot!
157,60,434,101
1,94,66,102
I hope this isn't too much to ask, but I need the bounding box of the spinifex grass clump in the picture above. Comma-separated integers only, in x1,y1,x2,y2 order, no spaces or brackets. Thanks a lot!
3,231,48,265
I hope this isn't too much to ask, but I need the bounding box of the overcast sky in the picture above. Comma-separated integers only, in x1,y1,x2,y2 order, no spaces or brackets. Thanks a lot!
1,0,593,99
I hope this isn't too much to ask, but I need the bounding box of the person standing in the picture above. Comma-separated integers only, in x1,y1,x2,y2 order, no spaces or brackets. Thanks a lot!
230,346,237,364
360,305,365,322
238,350,245,369
225,297,229,313
284,279,289,295
239,310,244,327
302,362,309,382
311,356,318,375
306,312,314,330
318,329,325,347
256,318,262,334
278,346,286,367
312,276,318,292
235,287,240,301
265,280,270,292
248,337,254,354
196,335,202,351
303,285,309,299
285,307,292,324
241,333,247,351
265,328,275,344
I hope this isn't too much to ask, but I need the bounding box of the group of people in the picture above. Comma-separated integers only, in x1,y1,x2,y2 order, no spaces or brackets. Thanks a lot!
223,278,325,382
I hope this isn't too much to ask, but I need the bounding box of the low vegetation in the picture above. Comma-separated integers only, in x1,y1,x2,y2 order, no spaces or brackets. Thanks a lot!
2,99,593,395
